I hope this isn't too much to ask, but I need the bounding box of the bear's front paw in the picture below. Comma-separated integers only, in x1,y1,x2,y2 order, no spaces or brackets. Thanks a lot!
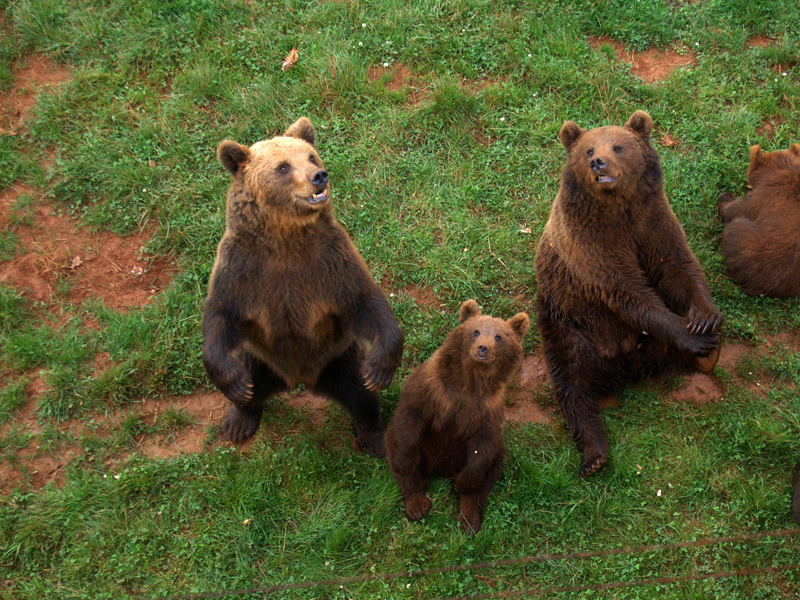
681,329,720,358
404,494,432,522
362,352,397,392
686,305,723,336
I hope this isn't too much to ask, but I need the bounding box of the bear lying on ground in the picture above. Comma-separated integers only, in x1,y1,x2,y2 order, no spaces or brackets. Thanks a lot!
534,110,723,477
202,117,404,457
718,143,800,298
385,300,529,533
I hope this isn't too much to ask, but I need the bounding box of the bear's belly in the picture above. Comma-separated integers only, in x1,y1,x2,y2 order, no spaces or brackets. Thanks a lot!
245,308,354,388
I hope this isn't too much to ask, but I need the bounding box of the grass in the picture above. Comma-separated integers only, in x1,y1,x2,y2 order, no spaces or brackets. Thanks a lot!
1,0,800,598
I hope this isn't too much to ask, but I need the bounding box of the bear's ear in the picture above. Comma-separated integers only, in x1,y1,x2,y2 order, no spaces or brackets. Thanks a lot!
559,121,585,152
459,299,481,323
747,144,764,176
217,141,251,176
625,110,653,140
284,117,316,147
789,143,800,157
506,313,530,341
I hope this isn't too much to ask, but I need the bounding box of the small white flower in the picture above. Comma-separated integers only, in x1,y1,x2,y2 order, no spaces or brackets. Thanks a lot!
461,28,466,33
657,489,662,497
500,116,505,121
389,293,394,297
359,42,363,46
783,72,787,76
383,62,389,67
527,53,532,58
114,475,120,479
362,23,366,27
695,42,700,46
775,78,778,82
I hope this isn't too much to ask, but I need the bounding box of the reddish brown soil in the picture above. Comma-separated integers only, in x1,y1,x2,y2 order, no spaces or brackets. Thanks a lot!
756,116,786,140
0,194,175,313
589,37,697,84
368,63,429,105
0,55,72,134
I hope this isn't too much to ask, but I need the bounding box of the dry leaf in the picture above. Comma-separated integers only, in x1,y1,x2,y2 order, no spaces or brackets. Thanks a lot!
282,47,299,71
660,134,678,148
0,127,18,136
243,518,253,526
147,159,157,167
131,266,144,276
70,255,83,269
517,224,532,234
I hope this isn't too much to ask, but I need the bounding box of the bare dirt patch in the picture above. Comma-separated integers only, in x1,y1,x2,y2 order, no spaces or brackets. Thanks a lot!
757,116,786,140
0,191,175,313
589,37,697,84
0,54,72,135
368,63,429,105
748,36,774,48
505,353,555,424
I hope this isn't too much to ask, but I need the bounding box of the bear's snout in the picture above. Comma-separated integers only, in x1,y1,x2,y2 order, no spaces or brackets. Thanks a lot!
590,156,607,173
310,169,329,188
477,344,489,359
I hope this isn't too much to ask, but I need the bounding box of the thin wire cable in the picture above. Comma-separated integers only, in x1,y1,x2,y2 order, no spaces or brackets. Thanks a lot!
148,527,800,600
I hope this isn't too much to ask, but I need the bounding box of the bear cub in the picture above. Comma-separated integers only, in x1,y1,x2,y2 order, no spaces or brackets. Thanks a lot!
718,143,800,298
535,110,723,478
202,117,404,457
385,300,529,533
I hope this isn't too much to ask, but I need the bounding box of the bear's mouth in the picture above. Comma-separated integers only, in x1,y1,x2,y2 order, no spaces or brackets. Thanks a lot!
596,175,616,184
307,191,329,205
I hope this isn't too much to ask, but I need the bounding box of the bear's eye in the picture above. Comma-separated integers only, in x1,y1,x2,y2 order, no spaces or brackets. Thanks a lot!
277,162,290,174
309,154,318,166
613,145,623,153
473,330,480,337
495,334,502,341
586,148,594,158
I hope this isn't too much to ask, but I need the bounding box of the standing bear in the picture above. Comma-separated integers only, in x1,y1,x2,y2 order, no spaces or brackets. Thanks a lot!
534,110,723,477
718,143,800,298
202,117,404,457
385,300,529,533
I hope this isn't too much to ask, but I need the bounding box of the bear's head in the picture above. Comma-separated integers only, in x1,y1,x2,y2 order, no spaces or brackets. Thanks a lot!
747,143,800,187
559,110,655,196
457,299,530,367
217,117,330,222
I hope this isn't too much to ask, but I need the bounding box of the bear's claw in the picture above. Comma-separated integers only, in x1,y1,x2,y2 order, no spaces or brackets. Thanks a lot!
220,405,261,443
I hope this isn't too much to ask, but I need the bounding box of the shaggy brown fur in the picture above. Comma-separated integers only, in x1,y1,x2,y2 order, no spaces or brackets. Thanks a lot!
202,117,404,456
534,110,723,477
385,300,529,533
718,143,800,298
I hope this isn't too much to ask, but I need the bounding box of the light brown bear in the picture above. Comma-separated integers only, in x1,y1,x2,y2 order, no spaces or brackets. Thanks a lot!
534,110,723,477
718,143,800,298
385,300,529,533
202,117,404,457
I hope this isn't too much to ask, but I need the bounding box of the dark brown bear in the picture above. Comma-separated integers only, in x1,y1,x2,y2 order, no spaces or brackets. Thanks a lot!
202,117,404,457
385,300,529,533
718,143,800,298
534,110,723,477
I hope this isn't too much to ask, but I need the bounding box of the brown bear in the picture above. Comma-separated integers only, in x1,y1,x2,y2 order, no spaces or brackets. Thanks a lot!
385,300,529,533
534,110,723,477
718,143,800,298
202,117,404,457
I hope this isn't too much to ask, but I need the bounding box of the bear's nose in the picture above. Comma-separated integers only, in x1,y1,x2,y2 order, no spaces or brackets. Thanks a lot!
477,345,488,357
590,157,606,172
311,169,329,187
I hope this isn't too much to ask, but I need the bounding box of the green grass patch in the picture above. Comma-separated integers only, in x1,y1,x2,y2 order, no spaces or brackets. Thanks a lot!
0,0,799,598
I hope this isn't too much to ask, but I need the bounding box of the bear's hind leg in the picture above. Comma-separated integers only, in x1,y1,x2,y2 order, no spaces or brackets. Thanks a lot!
313,344,386,458
220,357,288,443
457,456,503,534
